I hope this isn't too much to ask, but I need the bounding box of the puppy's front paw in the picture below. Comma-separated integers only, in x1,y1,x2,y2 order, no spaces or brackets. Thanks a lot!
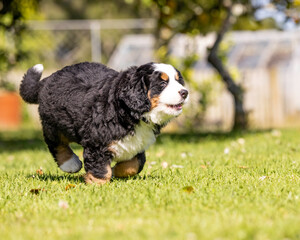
84,172,111,185
59,154,82,173
112,157,139,178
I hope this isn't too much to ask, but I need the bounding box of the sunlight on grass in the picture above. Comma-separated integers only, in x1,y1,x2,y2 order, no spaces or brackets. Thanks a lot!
1,128,300,239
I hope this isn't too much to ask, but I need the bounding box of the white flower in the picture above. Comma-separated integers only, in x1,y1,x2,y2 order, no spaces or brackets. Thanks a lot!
58,200,69,209
224,147,230,154
271,129,281,137
237,138,245,145
180,152,187,158
161,161,168,169
156,150,165,157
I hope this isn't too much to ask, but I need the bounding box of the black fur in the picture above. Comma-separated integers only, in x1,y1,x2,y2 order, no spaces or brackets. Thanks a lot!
20,62,181,180
136,152,146,174
20,67,43,104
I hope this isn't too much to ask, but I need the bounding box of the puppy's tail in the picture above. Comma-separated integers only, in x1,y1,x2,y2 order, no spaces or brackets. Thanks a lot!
20,64,43,104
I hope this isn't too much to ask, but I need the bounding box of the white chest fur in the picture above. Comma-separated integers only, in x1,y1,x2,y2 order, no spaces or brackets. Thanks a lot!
110,121,156,162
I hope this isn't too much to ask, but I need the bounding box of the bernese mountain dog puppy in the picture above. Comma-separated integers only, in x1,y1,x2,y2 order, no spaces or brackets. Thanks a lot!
20,62,189,184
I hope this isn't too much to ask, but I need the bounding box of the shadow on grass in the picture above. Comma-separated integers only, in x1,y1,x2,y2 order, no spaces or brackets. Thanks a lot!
0,129,46,153
156,129,271,145
1,128,272,152
28,172,85,183
30,172,161,184
111,174,161,182
0,129,82,153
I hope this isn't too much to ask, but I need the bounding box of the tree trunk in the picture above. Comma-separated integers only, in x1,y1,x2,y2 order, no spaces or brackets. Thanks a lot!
207,7,247,130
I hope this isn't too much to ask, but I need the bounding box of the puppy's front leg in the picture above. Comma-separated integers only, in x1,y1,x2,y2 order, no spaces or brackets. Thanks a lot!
83,147,112,185
112,152,146,178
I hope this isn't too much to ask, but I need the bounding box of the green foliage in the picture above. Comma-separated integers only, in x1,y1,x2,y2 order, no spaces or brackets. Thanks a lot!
1,128,300,239
18,30,56,68
40,0,152,20
148,0,300,131
0,0,40,65
0,0,41,89
0,78,16,91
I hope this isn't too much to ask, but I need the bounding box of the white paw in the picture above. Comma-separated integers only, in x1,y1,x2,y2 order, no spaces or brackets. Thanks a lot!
33,64,44,73
59,154,82,173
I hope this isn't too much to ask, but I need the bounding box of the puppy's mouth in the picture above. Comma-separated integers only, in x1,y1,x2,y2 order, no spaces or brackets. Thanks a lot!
166,102,184,111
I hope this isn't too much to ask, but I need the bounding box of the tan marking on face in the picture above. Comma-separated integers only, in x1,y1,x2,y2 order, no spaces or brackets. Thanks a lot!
148,91,160,110
84,165,112,185
161,72,169,81
175,72,179,80
150,96,160,110
112,157,139,178
56,145,74,166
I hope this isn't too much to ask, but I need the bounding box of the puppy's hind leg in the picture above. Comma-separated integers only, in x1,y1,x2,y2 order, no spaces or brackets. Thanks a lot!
43,131,82,173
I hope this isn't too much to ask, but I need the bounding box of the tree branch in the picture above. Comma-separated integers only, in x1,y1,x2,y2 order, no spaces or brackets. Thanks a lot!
207,6,240,95
207,6,247,130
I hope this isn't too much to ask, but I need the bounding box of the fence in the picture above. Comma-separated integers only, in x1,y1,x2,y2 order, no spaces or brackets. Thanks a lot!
8,19,156,126
97,30,300,129
190,30,300,129
9,19,300,130
26,19,156,68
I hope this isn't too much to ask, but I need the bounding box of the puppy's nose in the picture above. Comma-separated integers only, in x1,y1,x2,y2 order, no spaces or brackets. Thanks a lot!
179,89,188,99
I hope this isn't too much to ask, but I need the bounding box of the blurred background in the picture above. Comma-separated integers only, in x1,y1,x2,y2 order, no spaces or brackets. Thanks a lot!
0,0,300,132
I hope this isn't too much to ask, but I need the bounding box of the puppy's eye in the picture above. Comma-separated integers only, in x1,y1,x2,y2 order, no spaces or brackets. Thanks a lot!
160,72,169,81
160,80,168,88
175,72,179,80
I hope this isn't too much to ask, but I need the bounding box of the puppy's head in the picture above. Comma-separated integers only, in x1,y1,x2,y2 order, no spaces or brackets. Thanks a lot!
119,63,188,125
146,63,188,124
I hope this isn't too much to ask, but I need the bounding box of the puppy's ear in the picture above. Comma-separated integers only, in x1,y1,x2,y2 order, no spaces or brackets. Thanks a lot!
118,67,151,120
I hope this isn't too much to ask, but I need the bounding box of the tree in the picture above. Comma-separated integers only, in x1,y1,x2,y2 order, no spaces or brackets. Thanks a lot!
0,0,40,75
146,0,300,130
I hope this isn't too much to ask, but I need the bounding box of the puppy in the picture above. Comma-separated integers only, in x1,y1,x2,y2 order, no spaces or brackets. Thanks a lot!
20,62,188,184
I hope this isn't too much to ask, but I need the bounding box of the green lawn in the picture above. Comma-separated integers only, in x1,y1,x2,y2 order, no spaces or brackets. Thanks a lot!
1,128,300,240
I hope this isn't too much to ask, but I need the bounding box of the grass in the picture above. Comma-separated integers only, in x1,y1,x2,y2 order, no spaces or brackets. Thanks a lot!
1,127,300,240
